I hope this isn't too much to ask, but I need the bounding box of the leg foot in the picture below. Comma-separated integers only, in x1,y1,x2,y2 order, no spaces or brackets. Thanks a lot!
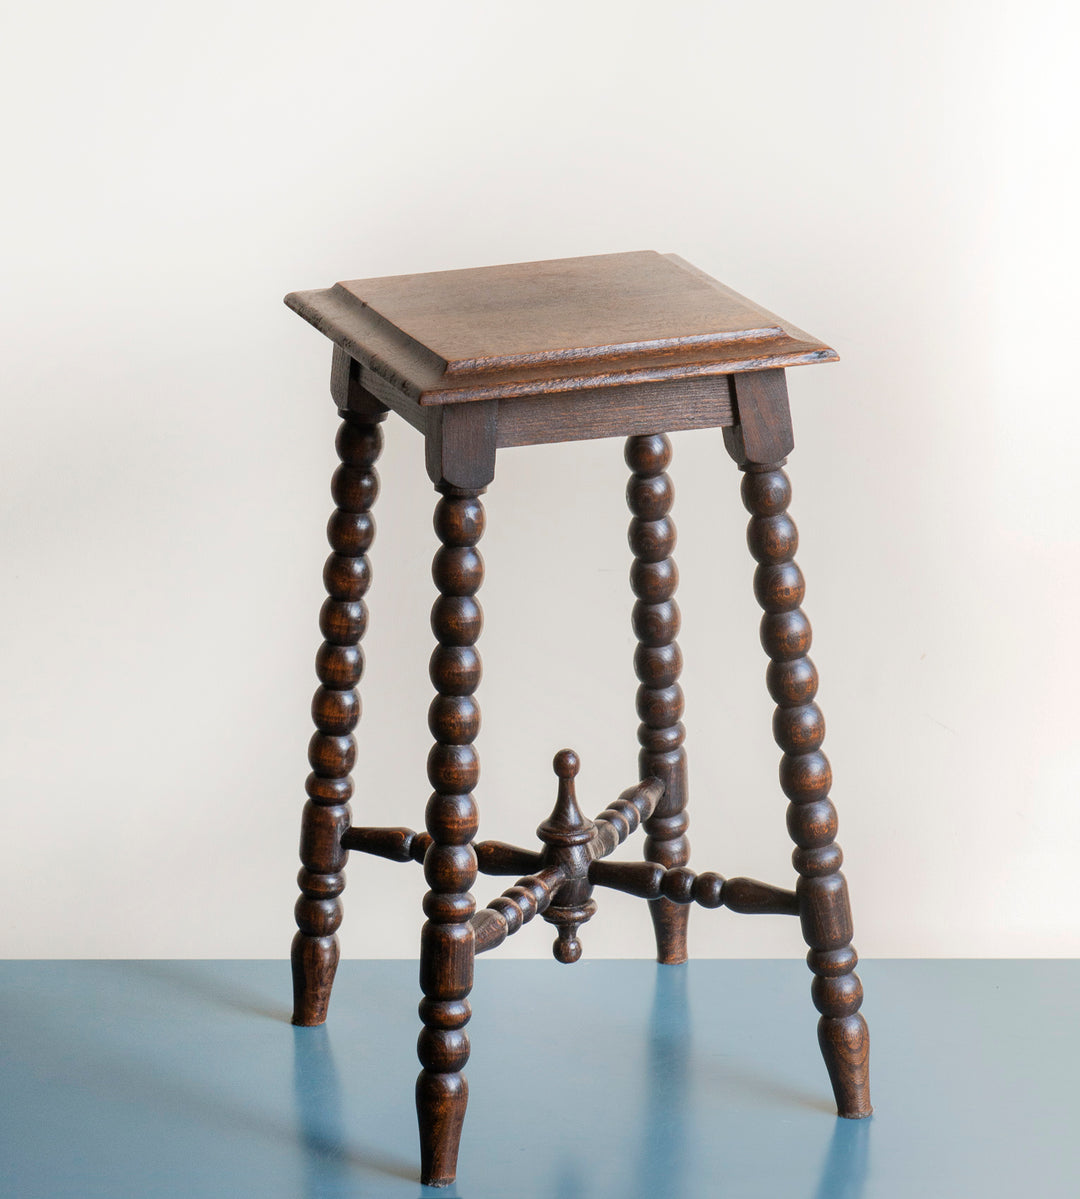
417,1061,470,1186
819,1012,873,1118
648,900,690,966
290,930,339,1027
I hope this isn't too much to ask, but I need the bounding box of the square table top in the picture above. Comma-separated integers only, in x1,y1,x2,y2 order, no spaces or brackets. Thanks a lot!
285,251,836,408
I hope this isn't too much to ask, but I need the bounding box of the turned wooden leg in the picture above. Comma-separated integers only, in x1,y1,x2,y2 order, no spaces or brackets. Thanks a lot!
742,463,871,1116
727,370,870,1118
417,489,484,1187
291,409,383,1026
626,433,691,965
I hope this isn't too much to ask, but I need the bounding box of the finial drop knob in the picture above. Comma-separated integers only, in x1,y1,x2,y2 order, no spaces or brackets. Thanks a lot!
538,748,592,846
553,749,580,779
554,932,583,964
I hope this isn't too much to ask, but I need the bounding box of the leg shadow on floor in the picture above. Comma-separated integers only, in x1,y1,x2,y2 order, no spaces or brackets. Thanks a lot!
633,965,870,1199
292,1025,417,1194
811,1113,870,1199
628,964,692,1199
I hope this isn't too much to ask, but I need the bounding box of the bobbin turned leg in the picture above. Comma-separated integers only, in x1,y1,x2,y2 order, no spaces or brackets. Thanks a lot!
292,403,384,1026
417,404,495,1187
725,370,871,1118
418,489,484,1186
626,433,690,964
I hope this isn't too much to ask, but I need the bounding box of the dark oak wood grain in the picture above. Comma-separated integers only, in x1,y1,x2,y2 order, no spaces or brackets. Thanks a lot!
342,827,541,876
285,252,865,1186
426,401,497,491
535,750,598,964
472,865,567,955
417,489,487,1186
337,252,789,376
291,409,384,1027
587,860,799,916
286,251,836,411
725,372,871,1119
340,825,430,863
626,433,691,964
466,751,667,962
495,374,733,449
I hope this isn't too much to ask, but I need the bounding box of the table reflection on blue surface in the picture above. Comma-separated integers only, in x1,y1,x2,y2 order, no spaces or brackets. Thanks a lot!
3,960,1075,1197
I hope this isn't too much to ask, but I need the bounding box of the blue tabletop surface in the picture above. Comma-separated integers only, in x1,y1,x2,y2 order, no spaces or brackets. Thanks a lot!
1,959,1077,1198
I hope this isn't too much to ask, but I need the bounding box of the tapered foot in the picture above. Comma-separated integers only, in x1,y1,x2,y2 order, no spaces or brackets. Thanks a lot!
819,1013,872,1117
417,1070,469,1187
290,930,339,1026
649,898,690,965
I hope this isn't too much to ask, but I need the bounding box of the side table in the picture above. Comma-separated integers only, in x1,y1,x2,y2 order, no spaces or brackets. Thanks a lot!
284,251,871,1187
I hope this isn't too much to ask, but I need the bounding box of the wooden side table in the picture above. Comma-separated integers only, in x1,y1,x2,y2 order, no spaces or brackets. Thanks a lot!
284,251,871,1187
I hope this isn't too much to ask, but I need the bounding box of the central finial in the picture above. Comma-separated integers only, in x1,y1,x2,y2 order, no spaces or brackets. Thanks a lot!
536,749,597,964
553,748,579,779
537,749,592,846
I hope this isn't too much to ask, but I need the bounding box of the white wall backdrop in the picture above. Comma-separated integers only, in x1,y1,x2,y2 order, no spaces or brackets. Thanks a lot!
2,1,1078,959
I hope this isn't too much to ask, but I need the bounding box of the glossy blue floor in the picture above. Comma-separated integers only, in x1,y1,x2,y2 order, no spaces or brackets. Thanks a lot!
1,959,1077,1198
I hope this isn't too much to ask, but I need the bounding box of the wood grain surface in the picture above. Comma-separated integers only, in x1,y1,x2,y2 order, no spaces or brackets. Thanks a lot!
286,251,860,1188
285,251,837,408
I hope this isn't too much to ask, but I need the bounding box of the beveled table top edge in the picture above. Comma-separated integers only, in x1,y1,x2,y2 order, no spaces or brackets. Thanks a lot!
284,252,838,406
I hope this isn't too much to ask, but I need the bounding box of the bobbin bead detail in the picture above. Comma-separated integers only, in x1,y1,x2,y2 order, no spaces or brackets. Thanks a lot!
319,599,367,645
292,412,383,1029
626,433,690,964
418,489,486,1187
741,463,870,1118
